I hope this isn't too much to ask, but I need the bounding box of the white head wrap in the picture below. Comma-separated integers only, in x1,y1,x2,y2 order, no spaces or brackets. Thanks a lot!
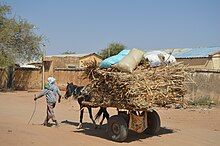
48,77,56,84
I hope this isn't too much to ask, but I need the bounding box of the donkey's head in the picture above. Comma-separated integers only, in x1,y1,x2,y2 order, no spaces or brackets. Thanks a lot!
64,82,77,99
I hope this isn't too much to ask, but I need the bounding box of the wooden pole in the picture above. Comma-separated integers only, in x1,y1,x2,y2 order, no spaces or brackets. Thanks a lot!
42,57,45,89
42,44,46,90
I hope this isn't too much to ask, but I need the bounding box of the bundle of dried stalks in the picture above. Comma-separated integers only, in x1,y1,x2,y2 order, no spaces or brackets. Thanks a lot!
84,61,188,110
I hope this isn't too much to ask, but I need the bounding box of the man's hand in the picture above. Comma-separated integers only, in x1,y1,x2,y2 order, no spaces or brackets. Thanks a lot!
34,95,37,101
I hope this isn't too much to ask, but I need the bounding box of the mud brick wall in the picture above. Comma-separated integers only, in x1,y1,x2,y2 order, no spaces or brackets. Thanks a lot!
186,69,220,102
54,68,89,91
0,68,7,90
13,68,42,90
1,67,89,91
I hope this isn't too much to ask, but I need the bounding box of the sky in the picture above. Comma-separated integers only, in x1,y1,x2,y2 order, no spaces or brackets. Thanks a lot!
5,0,220,55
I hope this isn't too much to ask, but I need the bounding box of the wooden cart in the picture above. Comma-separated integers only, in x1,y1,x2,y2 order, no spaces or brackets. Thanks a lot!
82,101,161,142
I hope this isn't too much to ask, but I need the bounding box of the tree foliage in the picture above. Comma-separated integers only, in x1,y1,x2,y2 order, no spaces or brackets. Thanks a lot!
99,42,126,59
62,50,76,54
0,3,43,67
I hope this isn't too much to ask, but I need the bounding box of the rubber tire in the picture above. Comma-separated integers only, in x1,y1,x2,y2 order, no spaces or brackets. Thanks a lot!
107,115,128,142
144,110,161,135
118,111,129,126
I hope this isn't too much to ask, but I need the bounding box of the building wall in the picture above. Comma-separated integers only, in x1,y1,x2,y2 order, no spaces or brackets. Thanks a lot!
43,56,80,84
186,69,220,102
0,68,7,90
177,57,213,69
54,68,89,90
42,54,102,83
44,54,101,69
1,67,90,91
13,68,42,90
79,55,102,67
212,53,220,69
51,56,79,68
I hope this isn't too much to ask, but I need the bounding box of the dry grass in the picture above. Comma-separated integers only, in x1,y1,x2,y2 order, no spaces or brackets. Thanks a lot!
84,62,188,110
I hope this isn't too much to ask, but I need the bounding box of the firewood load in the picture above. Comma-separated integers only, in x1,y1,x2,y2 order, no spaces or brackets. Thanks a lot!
83,60,188,110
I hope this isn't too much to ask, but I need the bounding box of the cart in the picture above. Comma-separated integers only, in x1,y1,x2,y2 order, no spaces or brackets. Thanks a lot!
82,101,161,142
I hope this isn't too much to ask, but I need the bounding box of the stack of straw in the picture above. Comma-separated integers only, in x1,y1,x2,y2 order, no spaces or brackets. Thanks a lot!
83,61,187,110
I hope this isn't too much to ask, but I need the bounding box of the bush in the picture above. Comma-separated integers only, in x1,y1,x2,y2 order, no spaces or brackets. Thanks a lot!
188,96,218,106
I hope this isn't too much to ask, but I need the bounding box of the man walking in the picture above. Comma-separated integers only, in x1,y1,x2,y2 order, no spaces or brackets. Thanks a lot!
34,77,62,127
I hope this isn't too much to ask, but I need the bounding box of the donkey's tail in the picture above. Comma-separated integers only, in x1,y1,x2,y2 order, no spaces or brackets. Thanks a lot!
95,107,105,120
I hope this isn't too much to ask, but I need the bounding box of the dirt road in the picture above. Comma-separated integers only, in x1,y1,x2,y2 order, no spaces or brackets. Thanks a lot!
0,91,220,146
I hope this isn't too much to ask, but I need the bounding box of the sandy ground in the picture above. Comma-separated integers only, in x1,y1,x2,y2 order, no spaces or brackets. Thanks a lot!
0,91,220,146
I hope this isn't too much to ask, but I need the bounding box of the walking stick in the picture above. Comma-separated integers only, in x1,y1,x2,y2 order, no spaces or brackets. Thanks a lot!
27,95,37,125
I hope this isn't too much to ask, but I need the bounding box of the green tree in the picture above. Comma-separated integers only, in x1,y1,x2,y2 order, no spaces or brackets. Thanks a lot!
99,42,126,59
62,50,76,54
0,3,43,67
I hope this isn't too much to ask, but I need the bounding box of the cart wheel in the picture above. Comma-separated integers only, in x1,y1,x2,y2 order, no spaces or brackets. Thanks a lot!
144,110,161,135
107,115,128,142
118,111,129,125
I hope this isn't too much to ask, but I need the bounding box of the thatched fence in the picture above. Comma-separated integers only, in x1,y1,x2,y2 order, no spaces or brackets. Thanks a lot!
0,67,88,91
0,68,7,90
0,67,219,102
186,69,220,103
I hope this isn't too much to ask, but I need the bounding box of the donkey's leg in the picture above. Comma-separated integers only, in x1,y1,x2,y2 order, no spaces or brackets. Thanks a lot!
77,106,84,129
99,108,109,128
103,108,109,121
87,107,97,128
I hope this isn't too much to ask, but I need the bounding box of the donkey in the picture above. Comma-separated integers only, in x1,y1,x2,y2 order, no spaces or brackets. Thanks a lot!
64,82,109,129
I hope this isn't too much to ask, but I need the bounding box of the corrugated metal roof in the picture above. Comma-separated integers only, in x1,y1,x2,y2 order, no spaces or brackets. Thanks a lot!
20,64,38,68
45,53,91,58
170,47,220,58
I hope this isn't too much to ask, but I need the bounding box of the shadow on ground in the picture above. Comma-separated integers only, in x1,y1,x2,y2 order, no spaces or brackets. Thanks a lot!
61,120,176,143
